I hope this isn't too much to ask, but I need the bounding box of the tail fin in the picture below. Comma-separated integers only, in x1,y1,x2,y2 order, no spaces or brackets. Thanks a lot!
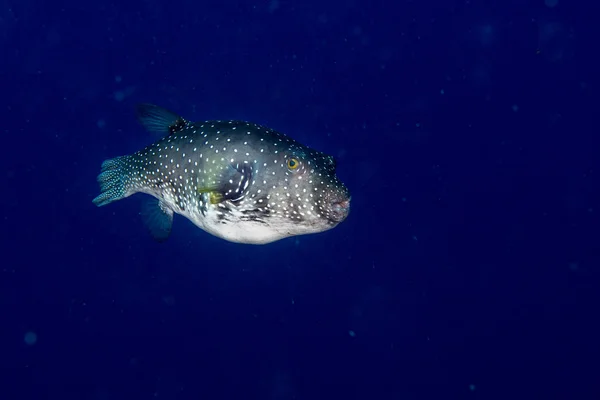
92,156,133,207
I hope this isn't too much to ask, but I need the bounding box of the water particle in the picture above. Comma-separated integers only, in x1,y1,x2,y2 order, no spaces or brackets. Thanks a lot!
569,262,579,271
24,331,37,346
348,330,356,337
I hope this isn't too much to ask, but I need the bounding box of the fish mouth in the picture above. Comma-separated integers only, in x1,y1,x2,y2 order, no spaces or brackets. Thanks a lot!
329,196,351,223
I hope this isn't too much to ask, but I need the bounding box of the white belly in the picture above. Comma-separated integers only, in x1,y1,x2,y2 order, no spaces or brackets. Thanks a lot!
155,191,329,245
182,207,286,244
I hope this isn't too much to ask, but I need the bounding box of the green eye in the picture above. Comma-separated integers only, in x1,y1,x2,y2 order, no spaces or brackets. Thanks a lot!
287,158,299,170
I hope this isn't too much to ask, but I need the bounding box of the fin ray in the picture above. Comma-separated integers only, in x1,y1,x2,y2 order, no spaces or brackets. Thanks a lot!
140,199,174,242
92,156,132,207
136,103,187,135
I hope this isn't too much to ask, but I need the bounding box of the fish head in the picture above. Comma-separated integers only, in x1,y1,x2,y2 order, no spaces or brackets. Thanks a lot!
248,144,351,239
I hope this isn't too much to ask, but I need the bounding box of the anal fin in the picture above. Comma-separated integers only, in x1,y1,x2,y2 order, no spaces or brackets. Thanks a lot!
140,199,174,242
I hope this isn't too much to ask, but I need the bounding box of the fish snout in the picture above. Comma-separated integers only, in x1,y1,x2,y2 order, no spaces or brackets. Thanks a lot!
329,196,351,223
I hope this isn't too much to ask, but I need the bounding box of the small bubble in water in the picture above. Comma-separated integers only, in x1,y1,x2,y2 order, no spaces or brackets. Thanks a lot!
569,262,579,271
24,331,37,346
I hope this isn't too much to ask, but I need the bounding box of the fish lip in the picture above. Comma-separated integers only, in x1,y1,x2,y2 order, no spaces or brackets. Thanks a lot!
329,196,351,223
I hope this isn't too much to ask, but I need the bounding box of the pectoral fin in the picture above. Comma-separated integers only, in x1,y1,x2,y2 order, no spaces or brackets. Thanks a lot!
197,163,254,205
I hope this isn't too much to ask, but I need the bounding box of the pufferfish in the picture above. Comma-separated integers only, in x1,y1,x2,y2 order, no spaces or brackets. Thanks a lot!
92,104,351,244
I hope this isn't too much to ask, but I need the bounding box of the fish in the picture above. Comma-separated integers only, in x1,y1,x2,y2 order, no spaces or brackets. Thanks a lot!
92,103,351,244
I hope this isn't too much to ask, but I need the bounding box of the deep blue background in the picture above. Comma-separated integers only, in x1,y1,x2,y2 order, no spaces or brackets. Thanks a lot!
1,0,599,399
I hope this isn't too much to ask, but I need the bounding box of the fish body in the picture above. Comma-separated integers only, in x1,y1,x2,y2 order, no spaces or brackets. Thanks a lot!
93,104,351,244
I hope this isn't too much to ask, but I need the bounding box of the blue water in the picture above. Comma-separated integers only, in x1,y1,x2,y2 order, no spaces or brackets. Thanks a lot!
1,0,598,399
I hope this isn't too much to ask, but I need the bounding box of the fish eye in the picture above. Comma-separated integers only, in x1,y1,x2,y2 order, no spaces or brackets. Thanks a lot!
287,158,299,170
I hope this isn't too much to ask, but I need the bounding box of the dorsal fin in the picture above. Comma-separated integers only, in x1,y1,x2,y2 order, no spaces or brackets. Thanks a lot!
135,103,188,136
